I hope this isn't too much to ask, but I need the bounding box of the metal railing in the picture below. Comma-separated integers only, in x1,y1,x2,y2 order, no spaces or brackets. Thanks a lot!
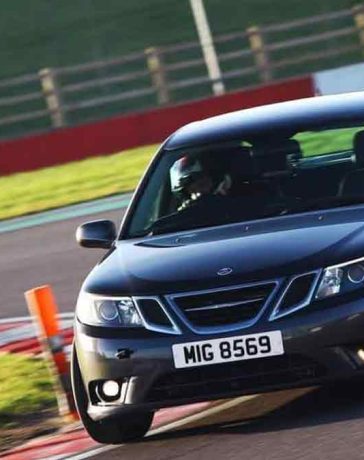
1,4,364,140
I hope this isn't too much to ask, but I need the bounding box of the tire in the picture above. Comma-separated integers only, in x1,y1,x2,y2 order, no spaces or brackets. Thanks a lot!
71,342,153,444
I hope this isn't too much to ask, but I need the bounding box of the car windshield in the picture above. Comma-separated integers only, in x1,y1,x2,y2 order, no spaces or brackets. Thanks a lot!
126,125,364,238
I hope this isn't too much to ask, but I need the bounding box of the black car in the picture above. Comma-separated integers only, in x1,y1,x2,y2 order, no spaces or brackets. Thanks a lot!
72,92,364,444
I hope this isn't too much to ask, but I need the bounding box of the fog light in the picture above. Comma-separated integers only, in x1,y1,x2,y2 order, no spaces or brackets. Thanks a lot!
102,380,120,398
357,349,364,362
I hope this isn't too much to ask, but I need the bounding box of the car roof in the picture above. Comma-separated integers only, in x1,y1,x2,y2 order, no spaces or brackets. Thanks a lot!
164,92,364,150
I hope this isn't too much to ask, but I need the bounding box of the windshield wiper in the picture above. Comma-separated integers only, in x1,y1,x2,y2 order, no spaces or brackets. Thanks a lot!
148,211,217,236
286,196,364,214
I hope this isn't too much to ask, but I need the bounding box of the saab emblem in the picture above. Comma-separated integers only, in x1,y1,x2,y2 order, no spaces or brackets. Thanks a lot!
217,267,233,276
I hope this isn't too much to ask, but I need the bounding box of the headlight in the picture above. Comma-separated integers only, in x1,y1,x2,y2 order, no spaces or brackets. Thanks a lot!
315,257,364,300
76,293,144,328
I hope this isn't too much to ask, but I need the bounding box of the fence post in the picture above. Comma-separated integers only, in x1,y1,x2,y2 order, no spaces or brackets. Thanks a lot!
353,5,364,55
247,26,272,83
145,47,170,105
189,0,225,96
39,68,66,128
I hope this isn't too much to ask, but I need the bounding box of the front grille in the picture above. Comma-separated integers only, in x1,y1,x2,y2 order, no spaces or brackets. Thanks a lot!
170,283,276,329
146,355,326,403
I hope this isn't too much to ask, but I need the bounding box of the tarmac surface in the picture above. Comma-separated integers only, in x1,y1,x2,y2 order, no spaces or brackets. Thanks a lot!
71,384,364,460
0,208,123,318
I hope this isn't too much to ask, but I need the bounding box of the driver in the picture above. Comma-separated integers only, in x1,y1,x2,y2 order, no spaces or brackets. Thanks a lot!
171,156,232,210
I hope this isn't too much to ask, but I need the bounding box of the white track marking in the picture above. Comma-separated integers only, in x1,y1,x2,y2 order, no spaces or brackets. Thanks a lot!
148,394,257,436
0,318,74,347
48,445,116,460
0,312,74,324
0,193,132,234
60,395,257,460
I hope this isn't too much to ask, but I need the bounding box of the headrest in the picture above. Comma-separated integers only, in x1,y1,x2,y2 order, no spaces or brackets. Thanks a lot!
252,139,302,157
354,130,364,167
252,138,302,173
215,145,254,178
339,169,364,197
282,139,302,159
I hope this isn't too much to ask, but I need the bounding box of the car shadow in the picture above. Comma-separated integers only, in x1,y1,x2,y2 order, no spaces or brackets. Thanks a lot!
145,380,364,443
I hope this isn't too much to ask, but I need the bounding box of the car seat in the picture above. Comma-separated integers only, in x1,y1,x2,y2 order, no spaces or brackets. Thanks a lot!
338,130,364,196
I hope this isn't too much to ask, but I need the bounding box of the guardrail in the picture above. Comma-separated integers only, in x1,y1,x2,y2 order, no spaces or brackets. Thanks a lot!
0,5,363,140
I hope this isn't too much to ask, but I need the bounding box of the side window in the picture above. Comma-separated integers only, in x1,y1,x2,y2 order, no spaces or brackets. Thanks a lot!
294,127,360,157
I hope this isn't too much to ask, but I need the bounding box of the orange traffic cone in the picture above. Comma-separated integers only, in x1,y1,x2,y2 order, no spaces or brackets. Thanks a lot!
25,285,78,421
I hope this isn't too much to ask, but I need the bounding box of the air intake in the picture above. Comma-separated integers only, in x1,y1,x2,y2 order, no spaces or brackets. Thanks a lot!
270,271,320,320
134,297,181,335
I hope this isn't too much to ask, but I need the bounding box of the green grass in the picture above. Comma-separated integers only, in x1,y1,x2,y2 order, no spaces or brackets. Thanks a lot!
0,353,56,426
0,144,157,220
296,127,359,156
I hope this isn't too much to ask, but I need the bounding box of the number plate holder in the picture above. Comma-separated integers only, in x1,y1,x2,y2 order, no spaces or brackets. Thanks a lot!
172,331,284,369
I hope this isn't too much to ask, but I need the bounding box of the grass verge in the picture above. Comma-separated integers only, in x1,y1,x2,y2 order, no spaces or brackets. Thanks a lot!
0,353,60,452
0,144,157,221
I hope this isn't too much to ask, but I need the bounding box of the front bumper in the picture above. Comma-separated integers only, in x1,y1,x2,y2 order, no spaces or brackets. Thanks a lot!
75,294,364,421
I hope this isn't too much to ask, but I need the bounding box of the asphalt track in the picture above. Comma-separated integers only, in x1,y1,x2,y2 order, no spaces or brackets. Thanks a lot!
68,383,364,460
0,208,124,318
3,202,364,459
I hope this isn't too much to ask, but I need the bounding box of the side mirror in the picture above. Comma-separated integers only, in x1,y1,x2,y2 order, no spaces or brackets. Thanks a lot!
76,220,116,249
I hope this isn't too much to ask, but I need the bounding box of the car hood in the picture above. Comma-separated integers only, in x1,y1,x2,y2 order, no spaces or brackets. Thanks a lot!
83,207,364,296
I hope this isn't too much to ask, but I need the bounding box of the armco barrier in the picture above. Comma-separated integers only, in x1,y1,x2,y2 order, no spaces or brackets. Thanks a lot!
0,76,314,175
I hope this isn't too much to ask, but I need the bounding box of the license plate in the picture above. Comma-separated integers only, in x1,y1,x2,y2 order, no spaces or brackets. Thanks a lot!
172,331,284,369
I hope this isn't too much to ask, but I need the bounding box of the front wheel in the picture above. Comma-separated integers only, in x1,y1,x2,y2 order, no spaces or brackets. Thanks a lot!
71,342,153,444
